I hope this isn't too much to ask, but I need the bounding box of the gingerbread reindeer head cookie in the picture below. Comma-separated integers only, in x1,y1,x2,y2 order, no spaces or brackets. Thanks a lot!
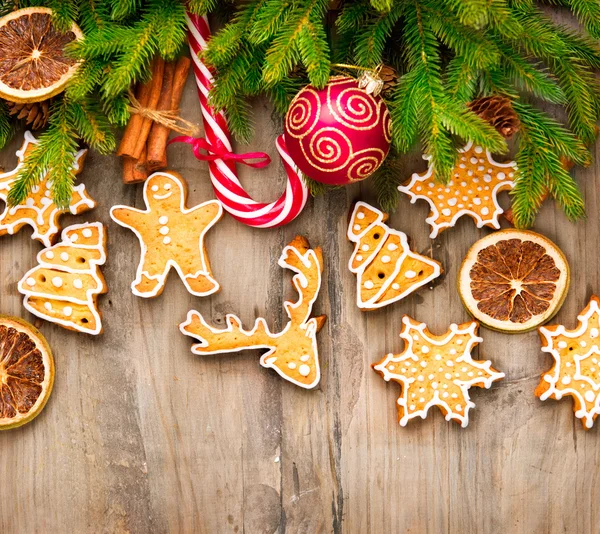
110,171,223,298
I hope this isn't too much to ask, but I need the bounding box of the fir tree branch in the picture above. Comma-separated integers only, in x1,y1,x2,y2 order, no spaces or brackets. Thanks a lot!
0,100,12,150
48,0,78,32
372,153,404,213
567,0,600,39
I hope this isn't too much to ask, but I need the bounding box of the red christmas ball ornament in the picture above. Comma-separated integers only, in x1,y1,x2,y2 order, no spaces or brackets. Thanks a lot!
284,76,392,185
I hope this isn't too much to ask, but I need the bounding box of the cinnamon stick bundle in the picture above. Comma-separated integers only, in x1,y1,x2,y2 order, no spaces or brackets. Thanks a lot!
147,56,191,171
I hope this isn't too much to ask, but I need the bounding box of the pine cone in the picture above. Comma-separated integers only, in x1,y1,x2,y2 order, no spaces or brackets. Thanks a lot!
379,65,398,95
5,100,50,130
469,95,520,138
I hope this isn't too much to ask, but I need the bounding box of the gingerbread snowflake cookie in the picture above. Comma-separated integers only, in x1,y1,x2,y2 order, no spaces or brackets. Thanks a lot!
0,131,95,247
373,316,504,427
110,171,223,298
348,202,442,310
18,222,107,335
536,296,600,429
181,236,326,389
399,141,516,238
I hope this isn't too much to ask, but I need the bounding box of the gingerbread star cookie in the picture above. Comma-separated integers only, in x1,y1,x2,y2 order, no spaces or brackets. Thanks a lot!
0,131,95,247
536,296,600,429
373,316,504,427
110,171,223,298
348,201,442,310
181,236,326,389
18,222,107,335
399,141,517,238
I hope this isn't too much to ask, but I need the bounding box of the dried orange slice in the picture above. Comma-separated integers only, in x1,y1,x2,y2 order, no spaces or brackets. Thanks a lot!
459,230,569,333
0,7,82,103
0,315,54,429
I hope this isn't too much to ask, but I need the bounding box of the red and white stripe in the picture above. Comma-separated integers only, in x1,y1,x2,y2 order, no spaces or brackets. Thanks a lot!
185,12,308,228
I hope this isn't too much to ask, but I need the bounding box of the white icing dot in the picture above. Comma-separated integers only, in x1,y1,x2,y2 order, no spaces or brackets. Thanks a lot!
392,283,400,290
420,361,427,368
381,255,391,264
591,328,599,338
26,277,36,286
151,185,159,191
558,341,568,348
163,237,171,245
405,270,417,279
483,174,492,183
447,360,454,366
159,226,170,235
410,405,416,411
288,362,297,369
561,376,571,385
52,277,63,288
44,302,52,311
60,252,69,261
299,364,311,377
164,183,172,190
300,354,310,362
357,212,365,220
71,234,78,242
63,306,73,317
445,373,452,380
474,146,483,153
456,405,462,412
46,251,55,259
451,393,458,398
364,280,374,289
470,157,478,164
419,397,425,403
481,207,489,216
442,208,452,216
421,346,430,354
73,279,83,289
82,229,93,238
362,244,369,251
581,341,587,347
473,198,481,205
356,255,363,261
417,375,424,382
388,243,398,251
159,216,169,225
497,172,506,180
585,391,595,402
354,224,361,231
442,392,449,398
448,198,457,206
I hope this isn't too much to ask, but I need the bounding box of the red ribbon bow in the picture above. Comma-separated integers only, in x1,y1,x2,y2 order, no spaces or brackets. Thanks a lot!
169,136,271,168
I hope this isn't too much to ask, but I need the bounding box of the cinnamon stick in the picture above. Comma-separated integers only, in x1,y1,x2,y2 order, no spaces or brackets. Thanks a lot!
146,61,176,171
146,56,192,171
117,57,166,159
123,147,149,184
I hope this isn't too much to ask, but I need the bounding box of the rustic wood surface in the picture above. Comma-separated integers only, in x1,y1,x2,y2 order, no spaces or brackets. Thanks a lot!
1,38,600,534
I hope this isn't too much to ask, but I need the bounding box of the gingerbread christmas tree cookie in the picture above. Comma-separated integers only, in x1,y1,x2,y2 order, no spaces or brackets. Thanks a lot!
348,202,442,310
373,316,504,427
399,141,516,238
181,236,326,389
110,171,223,298
0,131,95,247
536,296,600,429
18,222,107,335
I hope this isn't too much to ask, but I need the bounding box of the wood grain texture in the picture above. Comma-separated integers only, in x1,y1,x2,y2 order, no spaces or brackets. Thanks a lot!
1,33,600,534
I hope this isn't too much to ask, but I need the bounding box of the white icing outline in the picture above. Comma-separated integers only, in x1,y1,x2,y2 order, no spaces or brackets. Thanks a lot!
398,141,516,238
373,317,504,427
17,222,107,335
109,171,223,298
0,131,94,247
539,297,600,429
347,202,442,310
180,243,322,389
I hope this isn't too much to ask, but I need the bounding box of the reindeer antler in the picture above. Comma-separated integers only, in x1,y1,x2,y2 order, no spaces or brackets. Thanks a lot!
180,236,326,389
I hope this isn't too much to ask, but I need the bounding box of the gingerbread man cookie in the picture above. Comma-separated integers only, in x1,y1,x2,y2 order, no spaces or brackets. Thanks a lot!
399,141,516,238
348,202,442,310
0,131,95,247
373,316,504,427
536,296,600,429
18,222,107,335
181,236,326,389
110,171,223,298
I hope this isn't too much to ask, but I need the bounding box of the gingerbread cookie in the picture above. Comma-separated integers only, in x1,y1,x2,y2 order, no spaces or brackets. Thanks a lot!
110,171,223,298
373,316,504,427
0,131,95,247
18,222,107,335
348,202,442,310
399,141,516,238
180,236,326,389
536,296,600,429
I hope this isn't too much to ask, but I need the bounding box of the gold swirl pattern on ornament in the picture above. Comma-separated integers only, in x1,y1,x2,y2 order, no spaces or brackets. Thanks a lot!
327,86,383,131
301,127,352,172
383,109,392,144
285,89,321,139
347,149,386,181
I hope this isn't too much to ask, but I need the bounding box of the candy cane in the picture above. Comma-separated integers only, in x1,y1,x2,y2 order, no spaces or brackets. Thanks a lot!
185,12,308,228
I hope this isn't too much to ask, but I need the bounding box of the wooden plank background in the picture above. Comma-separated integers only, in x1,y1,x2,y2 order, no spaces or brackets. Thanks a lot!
1,26,599,534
